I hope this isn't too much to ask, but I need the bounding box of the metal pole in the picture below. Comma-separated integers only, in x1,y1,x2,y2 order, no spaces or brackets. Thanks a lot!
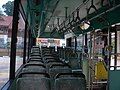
107,26,111,90
65,7,68,19
108,28,111,69
91,31,95,90
9,0,20,80
85,34,87,46
75,36,77,51
57,17,60,26
82,34,84,61
23,21,28,64
27,29,31,60
114,26,117,70
88,32,92,90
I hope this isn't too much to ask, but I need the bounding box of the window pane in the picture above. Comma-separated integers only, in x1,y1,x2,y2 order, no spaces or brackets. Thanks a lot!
0,0,14,87
15,13,25,71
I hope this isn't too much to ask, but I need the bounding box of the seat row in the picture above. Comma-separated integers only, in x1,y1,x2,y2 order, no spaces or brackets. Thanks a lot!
15,46,86,90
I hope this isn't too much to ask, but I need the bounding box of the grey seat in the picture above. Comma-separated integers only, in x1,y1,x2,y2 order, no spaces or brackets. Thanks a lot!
30,54,41,57
68,58,81,69
31,49,40,52
46,62,64,68
16,77,50,90
28,61,44,64
54,77,86,90
23,63,45,67
30,57,42,60
29,57,42,61
45,58,56,62
49,66,72,90
30,56,41,59
45,59,56,62
44,56,54,59
29,58,42,63
49,68,72,78
22,67,46,72
21,68,46,77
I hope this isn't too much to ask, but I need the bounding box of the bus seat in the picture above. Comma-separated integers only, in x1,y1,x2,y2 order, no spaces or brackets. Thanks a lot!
21,64,46,77
49,66,72,78
54,73,86,90
46,62,64,68
23,63,46,68
30,57,42,61
16,77,50,90
22,68,46,73
28,61,44,64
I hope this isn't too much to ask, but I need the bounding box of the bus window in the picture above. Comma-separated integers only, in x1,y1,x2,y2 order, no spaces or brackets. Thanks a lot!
15,13,25,71
0,0,14,88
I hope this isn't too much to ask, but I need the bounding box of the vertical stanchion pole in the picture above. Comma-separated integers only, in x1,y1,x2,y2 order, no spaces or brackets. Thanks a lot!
88,32,92,90
82,34,84,61
108,27,111,69
114,26,117,70
23,21,28,64
85,34,87,46
75,36,77,51
9,0,20,80
107,26,111,90
27,29,31,59
65,7,68,19
91,31,95,90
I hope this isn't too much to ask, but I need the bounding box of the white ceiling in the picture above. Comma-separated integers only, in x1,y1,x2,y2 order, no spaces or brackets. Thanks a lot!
45,0,105,32
45,0,83,32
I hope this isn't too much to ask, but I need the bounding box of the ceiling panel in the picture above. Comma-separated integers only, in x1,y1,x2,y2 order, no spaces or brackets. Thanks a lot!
45,0,83,32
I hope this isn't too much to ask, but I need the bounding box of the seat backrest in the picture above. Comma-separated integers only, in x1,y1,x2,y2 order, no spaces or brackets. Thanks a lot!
49,68,72,78
21,67,46,77
30,56,41,59
45,59,56,62
68,58,80,69
45,58,56,62
31,49,40,54
22,67,46,73
46,62,64,68
23,63,46,69
30,54,41,57
28,61,44,64
16,77,50,90
54,77,86,90
29,57,42,61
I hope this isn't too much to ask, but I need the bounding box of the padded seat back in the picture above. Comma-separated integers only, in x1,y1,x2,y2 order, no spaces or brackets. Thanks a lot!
30,57,42,60
28,61,44,64
17,77,50,90
54,77,86,90
30,52,41,55
49,68,72,78
30,56,41,59
23,63,46,69
46,62,64,68
28,60,44,64
68,58,80,69
44,56,54,60
21,68,46,77
31,50,40,54
22,67,46,73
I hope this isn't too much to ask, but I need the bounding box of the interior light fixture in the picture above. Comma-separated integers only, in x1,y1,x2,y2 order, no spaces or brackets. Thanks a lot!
80,20,90,30
47,25,50,28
